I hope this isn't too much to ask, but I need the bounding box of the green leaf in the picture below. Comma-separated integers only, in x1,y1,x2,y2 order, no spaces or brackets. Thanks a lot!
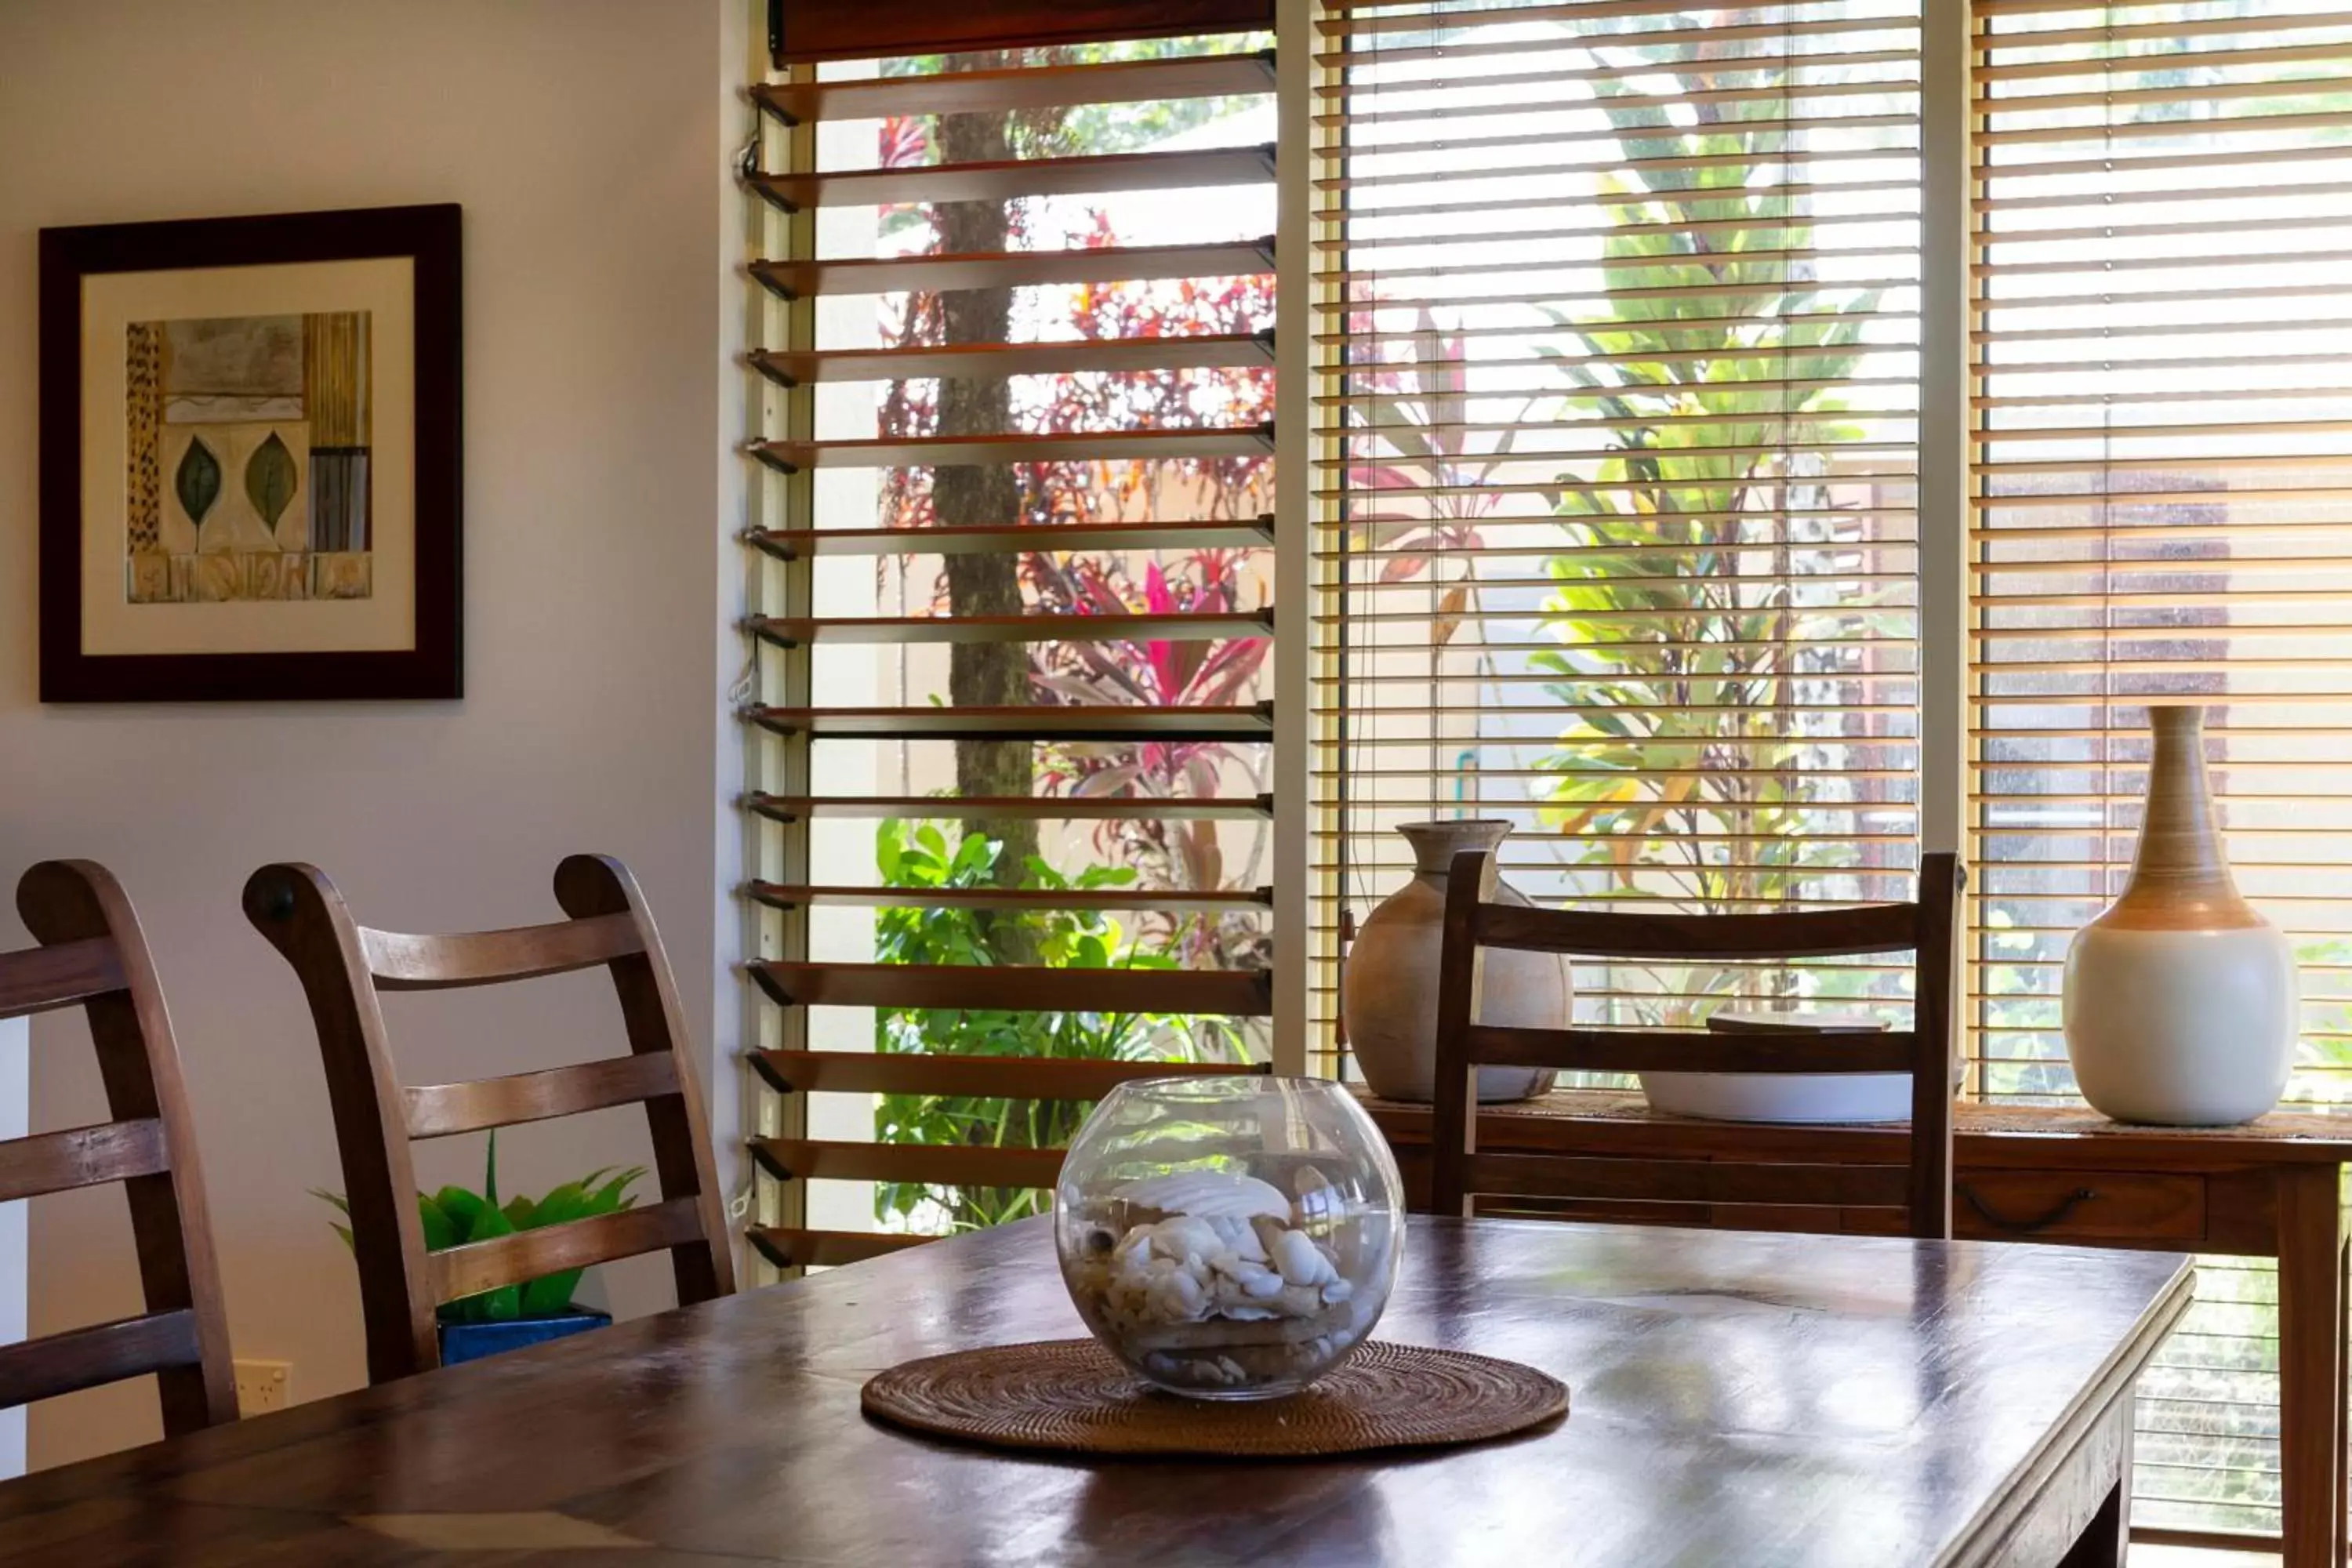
244,433,299,536
519,1270,583,1317
456,1200,521,1323
430,1185,486,1243
175,438,222,528
416,1192,459,1253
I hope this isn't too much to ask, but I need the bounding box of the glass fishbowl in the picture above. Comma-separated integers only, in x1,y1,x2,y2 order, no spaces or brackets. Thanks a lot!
1055,1075,1406,1400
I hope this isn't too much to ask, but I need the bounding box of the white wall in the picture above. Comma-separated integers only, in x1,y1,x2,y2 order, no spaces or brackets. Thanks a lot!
0,1018,26,1479
0,0,745,1468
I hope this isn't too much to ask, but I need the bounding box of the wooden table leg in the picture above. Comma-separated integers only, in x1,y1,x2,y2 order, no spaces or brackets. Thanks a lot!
2278,1163,2347,1568
2056,1406,2131,1568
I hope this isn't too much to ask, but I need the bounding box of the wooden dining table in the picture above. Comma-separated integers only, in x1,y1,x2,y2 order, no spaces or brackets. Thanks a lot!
0,1216,2190,1567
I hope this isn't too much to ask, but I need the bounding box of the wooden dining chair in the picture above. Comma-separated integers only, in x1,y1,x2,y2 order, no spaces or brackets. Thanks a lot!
1430,851,1964,1240
0,861,238,1435
243,855,735,1383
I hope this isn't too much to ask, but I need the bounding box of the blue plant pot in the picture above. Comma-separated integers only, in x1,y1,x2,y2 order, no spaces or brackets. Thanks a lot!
438,1308,612,1367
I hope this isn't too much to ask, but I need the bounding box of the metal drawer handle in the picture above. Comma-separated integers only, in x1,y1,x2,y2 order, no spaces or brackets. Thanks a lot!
1961,1184,2097,1236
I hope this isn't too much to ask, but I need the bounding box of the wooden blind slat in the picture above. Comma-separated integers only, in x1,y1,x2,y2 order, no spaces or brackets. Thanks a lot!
1311,0,1926,1170
1970,10,2352,1534
1318,0,1865,34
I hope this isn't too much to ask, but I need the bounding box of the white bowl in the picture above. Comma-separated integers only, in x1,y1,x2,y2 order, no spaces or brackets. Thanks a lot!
1637,1069,1913,1124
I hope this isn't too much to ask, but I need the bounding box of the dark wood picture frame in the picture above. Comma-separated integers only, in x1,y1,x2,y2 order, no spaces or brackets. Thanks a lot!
39,204,462,702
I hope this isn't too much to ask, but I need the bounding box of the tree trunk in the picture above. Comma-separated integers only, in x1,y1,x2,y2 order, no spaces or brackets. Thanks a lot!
935,83,1040,959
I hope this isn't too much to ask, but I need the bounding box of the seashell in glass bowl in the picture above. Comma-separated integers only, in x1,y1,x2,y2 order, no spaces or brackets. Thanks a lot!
1054,1075,1406,1400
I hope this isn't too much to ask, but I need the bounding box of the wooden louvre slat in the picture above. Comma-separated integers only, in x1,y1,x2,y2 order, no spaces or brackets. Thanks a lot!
771,0,1272,66
755,52,1275,123
750,239,1273,300
745,610,1270,648
743,516,1275,562
742,703,1273,742
748,332,1272,387
750,423,1274,473
747,1138,1065,1189
753,1049,1269,1101
750,146,1275,213
743,793,1273,823
745,1228,927,1271
747,962,1271,1016
742,0,1289,1348
742,882,1272,913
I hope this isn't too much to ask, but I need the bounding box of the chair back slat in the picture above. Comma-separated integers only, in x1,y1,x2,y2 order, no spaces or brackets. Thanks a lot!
0,1119,170,1204
1467,1152,1913,1210
0,937,128,1022
360,912,644,992
245,855,735,1383
1469,901,1924,960
0,862,237,1435
1430,851,1963,1241
403,1053,682,1141
0,1310,204,1413
1466,1025,1920,1076
425,1197,710,1305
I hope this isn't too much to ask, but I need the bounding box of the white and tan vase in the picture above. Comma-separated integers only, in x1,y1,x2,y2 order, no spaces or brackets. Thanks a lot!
1341,819,1570,1103
2063,703,2298,1126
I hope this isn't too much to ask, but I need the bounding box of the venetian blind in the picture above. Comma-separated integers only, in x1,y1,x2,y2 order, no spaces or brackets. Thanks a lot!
1310,0,1926,1063
1968,0,2352,1539
742,29,1283,1269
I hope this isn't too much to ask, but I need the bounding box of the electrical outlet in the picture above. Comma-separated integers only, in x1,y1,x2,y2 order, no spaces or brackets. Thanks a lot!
233,1359,292,1416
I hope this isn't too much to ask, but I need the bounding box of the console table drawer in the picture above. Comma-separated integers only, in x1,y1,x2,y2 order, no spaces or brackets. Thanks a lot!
1954,1170,2205,1245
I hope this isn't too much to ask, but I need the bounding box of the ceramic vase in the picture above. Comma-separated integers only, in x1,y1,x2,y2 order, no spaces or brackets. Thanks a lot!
1341,819,1570,1103
2063,704,2297,1126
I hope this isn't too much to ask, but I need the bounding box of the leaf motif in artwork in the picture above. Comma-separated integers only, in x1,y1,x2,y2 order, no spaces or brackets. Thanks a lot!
175,438,221,528
245,433,299,540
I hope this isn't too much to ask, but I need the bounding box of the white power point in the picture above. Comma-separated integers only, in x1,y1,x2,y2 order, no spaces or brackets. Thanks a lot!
233,1359,292,1416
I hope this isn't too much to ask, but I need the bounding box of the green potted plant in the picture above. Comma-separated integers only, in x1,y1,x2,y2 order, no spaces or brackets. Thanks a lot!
318,1133,644,1365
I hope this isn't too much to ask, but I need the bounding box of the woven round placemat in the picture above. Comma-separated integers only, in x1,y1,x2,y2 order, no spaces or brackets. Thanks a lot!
861,1338,1567,1459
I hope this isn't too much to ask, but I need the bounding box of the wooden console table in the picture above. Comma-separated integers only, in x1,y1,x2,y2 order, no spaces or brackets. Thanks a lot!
1364,1089,2352,1568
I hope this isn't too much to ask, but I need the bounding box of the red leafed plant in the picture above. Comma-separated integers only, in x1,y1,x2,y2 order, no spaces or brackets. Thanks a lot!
1029,547,1270,967
862,100,1275,953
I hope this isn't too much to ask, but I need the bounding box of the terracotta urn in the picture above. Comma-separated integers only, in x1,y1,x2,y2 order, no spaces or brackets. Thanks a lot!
1341,819,1570,1103
2063,704,2297,1126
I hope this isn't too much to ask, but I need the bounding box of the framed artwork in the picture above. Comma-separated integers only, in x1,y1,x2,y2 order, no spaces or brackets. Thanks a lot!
39,205,461,702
